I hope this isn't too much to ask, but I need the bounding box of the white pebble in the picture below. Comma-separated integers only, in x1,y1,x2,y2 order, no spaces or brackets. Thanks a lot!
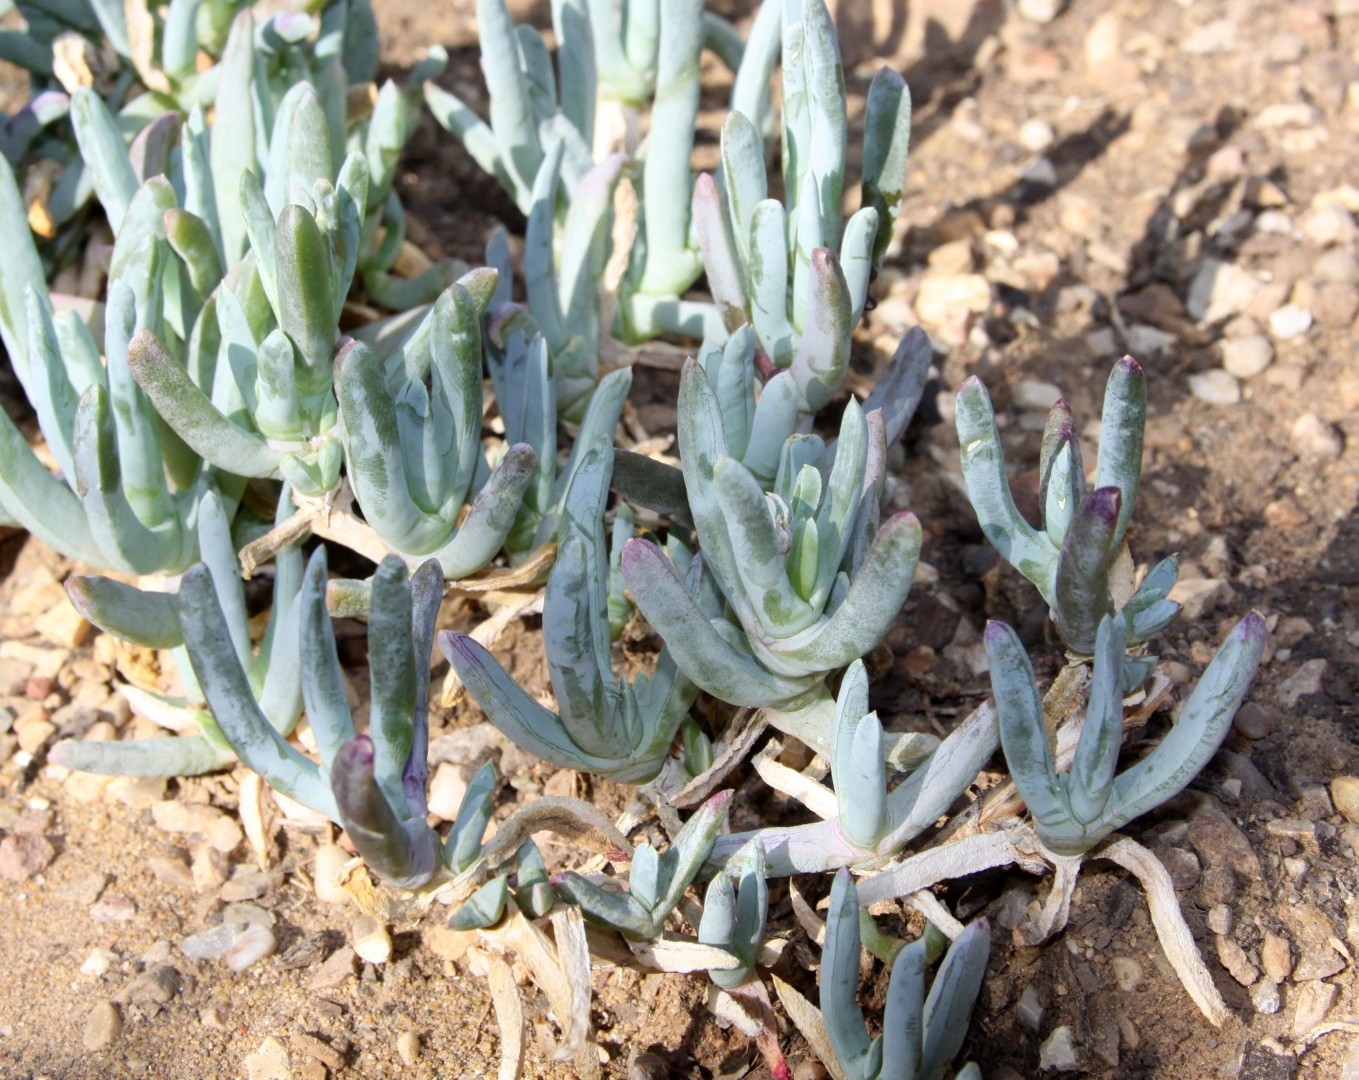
1189,369,1241,404
1269,304,1313,340
352,913,392,964
80,947,119,977
1019,118,1056,152
181,923,240,960
1221,335,1274,379
1253,978,1282,1015
1112,956,1143,992
1253,210,1293,235
1304,205,1356,248
1013,379,1063,412
313,844,352,906
1018,0,1064,23
224,924,277,972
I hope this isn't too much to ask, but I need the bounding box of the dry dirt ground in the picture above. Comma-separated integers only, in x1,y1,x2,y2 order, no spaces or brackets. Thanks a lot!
2,0,1359,1078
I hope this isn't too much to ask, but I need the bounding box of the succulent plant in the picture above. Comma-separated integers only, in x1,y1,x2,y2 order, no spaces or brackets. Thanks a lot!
985,609,1266,857
694,0,912,371
552,790,732,940
7,1,433,285
621,360,922,750
52,487,303,777
0,152,230,571
956,356,1173,655
482,141,630,422
698,841,768,989
705,660,996,878
176,547,456,888
821,869,988,1080
442,368,706,783
332,287,539,572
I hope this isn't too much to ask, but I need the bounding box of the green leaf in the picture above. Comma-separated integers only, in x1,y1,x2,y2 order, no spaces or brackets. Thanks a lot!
445,760,497,873
821,868,874,1071
450,875,509,930
65,575,183,649
1066,614,1126,825
178,564,335,817
955,377,1056,594
1106,612,1266,835
127,329,285,478
211,10,256,262
861,66,912,268
70,89,139,234
331,736,437,889
275,203,336,374
50,735,234,778
919,919,990,1080
1093,357,1146,548
985,620,1069,835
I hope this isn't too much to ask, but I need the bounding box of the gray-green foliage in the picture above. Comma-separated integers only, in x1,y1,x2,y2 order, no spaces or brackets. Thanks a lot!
551,790,731,940
822,869,988,1080
621,360,923,725
955,357,1165,654
986,610,1267,857
177,546,469,889
694,0,912,371
698,841,767,989
52,487,303,777
705,660,995,878
441,368,704,783
0,150,228,570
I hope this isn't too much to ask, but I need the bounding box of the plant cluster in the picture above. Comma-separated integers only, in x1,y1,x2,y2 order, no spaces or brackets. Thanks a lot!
3,1,1270,1075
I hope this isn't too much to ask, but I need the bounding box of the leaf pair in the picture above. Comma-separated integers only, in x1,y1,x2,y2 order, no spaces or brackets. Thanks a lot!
821,869,988,1080
956,357,1164,653
986,610,1267,856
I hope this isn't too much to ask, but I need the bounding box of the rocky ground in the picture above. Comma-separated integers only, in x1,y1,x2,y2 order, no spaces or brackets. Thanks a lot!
1,0,1359,1077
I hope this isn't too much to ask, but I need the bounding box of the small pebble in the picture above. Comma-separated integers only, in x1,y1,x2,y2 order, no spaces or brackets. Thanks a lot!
1303,205,1356,247
1331,776,1359,824
352,914,392,965
1262,933,1294,982
1021,157,1058,188
244,1036,291,1080
1215,934,1258,986
1268,304,1313,340
1112,957,1143,992
1019,118,1056,152
1013,379,1063,412
1290,413,1343,460
225,925,278,972
118,964,181,1008
1276,658,1328,707
1233,702,1278,739
1292,981,1338,1036
1253,978,1282,1015
396,1030,420,1066
1315,281,1359,327
82,1000,122,1051
80,947,119,977
90,895,137,922
1221,335,1274,379
1314,248,1359,284
1039,1025,1081,1071
1207,904,1234,935
1018,0,1064,23
1188,370,1241,404
308,946,358,991
313,844,352,906
1016,983,1044,1031
0,832,55,883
